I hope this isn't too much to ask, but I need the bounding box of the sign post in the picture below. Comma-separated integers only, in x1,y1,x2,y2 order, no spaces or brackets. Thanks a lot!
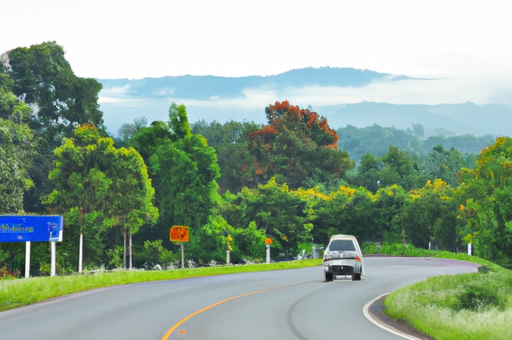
0,216,63,278
265,238,272,264
25,241,31,278
170,226,189,268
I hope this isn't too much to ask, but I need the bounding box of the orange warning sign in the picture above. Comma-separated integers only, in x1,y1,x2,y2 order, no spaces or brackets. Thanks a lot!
170,226,189,242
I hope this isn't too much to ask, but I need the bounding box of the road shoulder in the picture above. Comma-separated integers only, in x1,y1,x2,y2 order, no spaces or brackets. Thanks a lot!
364,294,435,340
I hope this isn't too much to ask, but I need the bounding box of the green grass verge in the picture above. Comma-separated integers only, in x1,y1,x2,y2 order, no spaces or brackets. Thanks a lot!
378,246,512,340
0,259,322,312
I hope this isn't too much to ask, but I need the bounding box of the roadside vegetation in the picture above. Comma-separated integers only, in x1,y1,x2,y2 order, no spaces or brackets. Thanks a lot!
373,243,512,340
384,266,512,340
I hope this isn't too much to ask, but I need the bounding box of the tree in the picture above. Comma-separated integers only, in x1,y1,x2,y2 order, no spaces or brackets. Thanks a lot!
115,116,148,147
107,145,159,269
421,144,465,187
191,120,261,193
249,100,353,189
374,184,408,242
405,179,457,250
5,42,104,134
222,177,314,257
0,88,34,213
3,41,105,214
350,153,382,193
126,104,222,265
168,103,191,140
456,137,512,267
150,134,220,233
44,125,157,271
380,146,424,190
128,121,172,162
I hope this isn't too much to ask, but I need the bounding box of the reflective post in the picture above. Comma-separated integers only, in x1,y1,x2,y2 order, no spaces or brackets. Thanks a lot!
181,241,185,268
51,242,56,276
25,242,31,278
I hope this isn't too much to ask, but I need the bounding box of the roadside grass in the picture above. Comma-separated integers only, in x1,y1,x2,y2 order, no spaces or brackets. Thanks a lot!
363,241,503,272
376,244,512,340
0,259,322,312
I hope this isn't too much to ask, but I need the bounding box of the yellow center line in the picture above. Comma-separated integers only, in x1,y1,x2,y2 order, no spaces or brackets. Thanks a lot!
160,285,288,340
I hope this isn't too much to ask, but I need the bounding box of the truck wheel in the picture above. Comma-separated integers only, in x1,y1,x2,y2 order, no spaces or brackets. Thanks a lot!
324,272,333,282
352,273,361,281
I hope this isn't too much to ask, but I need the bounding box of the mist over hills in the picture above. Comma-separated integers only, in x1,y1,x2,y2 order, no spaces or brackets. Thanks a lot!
97,67,512,138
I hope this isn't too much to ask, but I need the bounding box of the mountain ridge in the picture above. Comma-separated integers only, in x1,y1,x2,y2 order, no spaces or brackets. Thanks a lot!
96,67,512,138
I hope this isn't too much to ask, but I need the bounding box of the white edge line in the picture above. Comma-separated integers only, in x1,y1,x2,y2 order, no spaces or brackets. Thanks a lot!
363,293,424,340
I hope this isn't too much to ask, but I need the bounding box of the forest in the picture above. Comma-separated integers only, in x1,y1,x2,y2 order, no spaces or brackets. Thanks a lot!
1,41,512,276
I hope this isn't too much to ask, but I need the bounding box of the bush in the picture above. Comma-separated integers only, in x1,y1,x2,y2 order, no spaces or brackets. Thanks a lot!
0,266,20,279
455,283,504,311
362,242,435,257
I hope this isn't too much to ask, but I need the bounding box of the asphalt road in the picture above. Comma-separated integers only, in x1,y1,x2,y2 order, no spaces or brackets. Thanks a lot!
0,257,479,340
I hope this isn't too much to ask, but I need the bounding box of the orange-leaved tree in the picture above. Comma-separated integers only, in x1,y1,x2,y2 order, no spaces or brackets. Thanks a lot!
248,100,353,189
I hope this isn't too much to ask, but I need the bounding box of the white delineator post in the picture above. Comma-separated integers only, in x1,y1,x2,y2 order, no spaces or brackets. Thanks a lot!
79,233,83,273
51,242,56,276
266,245,270,264
25,241,31,278
181,241,185,268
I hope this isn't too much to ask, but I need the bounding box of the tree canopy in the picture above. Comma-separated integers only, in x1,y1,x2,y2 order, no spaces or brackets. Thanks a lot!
249,100,353,189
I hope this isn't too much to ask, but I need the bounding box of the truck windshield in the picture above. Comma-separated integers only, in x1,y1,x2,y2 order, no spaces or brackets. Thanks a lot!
329,240,356,251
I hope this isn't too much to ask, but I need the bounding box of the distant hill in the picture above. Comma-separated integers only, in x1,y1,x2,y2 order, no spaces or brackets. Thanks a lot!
98,67,407,100
97,67,512,138
336,124,495,164
320,102,512,138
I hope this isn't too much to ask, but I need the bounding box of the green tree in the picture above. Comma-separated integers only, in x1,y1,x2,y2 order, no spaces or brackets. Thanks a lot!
115,116,148,147
374,184,407,242
168,103,191,140
0,90,34,213
44,125,157,271
350,153,382,192
222,177,314,257
405,179,457,250
380,146,424,190
421,144,465,187
456,137,512,267
150,134,220,233
3,41,105,214
128,121,172,162
107,146,159,269
191,120,261,193
5,42,104,134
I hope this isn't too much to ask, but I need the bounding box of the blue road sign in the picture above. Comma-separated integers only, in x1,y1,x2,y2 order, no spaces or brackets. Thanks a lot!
0,216,63,243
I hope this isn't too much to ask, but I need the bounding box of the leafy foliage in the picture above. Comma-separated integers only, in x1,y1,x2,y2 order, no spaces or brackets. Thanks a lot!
44,125,157,270
191,120,261,193
249,100,353,189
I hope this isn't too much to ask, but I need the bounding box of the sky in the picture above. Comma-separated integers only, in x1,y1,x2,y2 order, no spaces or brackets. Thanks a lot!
2,0,512,109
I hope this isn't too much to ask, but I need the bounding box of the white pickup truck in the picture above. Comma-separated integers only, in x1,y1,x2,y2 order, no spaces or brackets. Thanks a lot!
323,234,364,282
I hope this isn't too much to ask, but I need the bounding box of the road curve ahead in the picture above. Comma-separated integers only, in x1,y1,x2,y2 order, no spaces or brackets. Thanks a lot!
0,257,479,340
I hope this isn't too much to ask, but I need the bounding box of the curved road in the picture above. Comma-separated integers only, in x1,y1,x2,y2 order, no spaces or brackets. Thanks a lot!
0,257,479,340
